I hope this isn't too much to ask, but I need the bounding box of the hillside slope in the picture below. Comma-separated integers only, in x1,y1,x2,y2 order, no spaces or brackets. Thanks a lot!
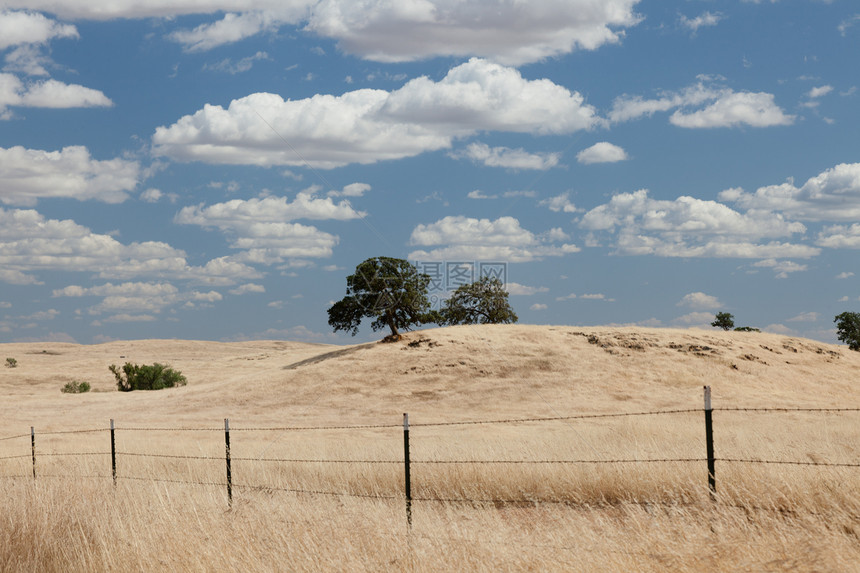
1,325,858,432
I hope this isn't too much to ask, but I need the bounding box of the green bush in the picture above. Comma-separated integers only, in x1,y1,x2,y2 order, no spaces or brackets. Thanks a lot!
733,326,761,332
109,362,187,392
5,357,17,368
61,380,91,394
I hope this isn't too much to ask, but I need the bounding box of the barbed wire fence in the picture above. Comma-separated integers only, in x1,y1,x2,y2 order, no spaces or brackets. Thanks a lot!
2,386,859,526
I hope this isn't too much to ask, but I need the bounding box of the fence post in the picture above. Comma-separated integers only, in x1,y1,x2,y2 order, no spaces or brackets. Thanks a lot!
110,419,117,486
403,413,412,529
225,418,232,508
704,386,716,499
30,426,35,480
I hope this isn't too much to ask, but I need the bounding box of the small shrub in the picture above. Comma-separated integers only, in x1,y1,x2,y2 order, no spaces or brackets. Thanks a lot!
734,326,761,332
109,362,187,392
61,380,91,394
5,357,17,368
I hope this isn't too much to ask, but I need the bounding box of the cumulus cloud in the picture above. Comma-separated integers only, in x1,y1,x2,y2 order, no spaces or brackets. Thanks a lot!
753,258,807,279
153,59,600,168
0,74,113,118
673,311,714,327
539,192,579,213
5,1,640,64
0,146,138,206
677,292,722,310
721,163,860,223
580,189,818,259
306,0,642,65
170,12,293,51
679,11,722,34
609,79,794,128
0,207,259,288
0,1,305,21
451,142,561,170
670,91,794,128
817,223,860,249
408,215,579,263
175,191,351,263
530,303,548,311
0,10,78,50
808,85,834,99
576,141,628,164
506,283,549,296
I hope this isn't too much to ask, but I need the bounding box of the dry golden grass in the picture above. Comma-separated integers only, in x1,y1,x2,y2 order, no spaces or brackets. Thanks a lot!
2,325,860,571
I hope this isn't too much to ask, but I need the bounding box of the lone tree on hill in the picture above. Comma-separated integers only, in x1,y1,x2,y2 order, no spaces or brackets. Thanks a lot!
440,276,518,325
327,256,437,340
711,312,735,331
834,311,860,351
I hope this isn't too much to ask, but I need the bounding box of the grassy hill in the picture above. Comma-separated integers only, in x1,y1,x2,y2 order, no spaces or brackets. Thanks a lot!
2,325,860,572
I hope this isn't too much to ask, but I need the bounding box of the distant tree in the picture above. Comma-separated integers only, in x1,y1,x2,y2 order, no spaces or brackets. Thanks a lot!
327,257,437,340
834,311,860,351
711,312,735,331
733,326,760,332
440,276,518,325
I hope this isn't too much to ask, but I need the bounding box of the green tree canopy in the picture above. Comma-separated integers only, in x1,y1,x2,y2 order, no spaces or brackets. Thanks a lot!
834,311,860,351
711,312,734,331
327,257,437,339
440,276,518,325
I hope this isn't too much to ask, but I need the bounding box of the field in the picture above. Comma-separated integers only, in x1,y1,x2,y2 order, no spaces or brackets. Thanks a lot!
2,324,860,571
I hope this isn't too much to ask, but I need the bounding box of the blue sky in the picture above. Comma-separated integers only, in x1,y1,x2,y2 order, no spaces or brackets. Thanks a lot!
0,0,858,345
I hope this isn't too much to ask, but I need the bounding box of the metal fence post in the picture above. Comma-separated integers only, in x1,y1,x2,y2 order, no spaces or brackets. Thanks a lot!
704,386,716,499
403,413,412,528
110,419,117,486
30,426,35,480
225,418,232,508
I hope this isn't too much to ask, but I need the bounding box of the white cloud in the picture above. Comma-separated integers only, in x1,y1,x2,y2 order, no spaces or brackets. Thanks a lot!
679,11,722,34
762,323,796,336
506,283,549,296
0,10,78,50
808,85,833,99
140,188,163,203
722,163,860,222
836,272,854,279
452,142,561,170
229,283,266,295
0,1,307,21
467,190,496,199
176,189,364,224
539,192,578,213
530,303,548,311
753,258,807,279
4,1,640,65
307,0,642,65
153,59,601,168
0,74,113,118
328,182,371,197
175,192,347,262
576,142,628,164
580,189,817,259
673,311,714,326
670,91,794,128
0,146,138,206
0,208,259,287
610,79,794,128
170,12,293,51
408,215,579,263
838,15,860,37
202,51,270,74
817,223,860,249
677,292,722,310
787,311,819,323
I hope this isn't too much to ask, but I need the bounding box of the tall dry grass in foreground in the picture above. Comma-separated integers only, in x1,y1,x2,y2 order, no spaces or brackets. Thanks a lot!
2,412,860,572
